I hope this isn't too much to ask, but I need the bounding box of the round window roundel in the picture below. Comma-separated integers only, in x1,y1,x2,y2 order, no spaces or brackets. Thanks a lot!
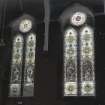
19,19,32,33
70,12,87,26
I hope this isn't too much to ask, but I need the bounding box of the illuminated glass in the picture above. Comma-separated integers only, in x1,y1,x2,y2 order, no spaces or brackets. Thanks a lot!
64,28,78,96
23,33,36,96
9,35,23,97
80,26,95,96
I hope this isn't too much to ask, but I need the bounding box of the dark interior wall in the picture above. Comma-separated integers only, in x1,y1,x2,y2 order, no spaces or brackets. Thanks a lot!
0,0,105,105
49,0,104,20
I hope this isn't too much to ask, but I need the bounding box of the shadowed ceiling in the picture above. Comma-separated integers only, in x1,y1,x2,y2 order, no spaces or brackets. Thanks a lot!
0,0,44,26
50,0,104,19
0,0,104,25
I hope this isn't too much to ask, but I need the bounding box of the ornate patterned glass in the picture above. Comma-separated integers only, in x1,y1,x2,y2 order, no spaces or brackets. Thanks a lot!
9,35,23,97
64,28,78,96
23,33,36,96
80,26,95,96
63,6,95,96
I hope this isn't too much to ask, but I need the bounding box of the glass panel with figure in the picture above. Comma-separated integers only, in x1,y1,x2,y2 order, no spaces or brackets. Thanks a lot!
23,33,36,96
9,35,23,97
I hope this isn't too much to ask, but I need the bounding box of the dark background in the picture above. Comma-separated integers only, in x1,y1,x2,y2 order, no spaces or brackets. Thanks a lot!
0,0,105,105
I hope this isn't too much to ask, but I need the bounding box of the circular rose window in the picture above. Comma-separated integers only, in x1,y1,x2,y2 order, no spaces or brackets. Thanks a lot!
70,12,87,26
19,19,32,33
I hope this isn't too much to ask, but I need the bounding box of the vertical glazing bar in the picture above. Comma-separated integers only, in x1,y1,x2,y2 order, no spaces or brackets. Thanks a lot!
9,35,23,97
23,33,36,96
80,26,95,96
64,28,78,96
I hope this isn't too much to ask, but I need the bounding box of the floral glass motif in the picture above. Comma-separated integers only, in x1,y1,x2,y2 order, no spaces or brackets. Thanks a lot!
80,26,95,96
64,28,78,96
9,35,23,97
23,33,36,96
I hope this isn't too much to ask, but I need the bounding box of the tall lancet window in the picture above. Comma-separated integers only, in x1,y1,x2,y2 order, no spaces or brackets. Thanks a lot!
9,14,36,97
63,4,95,96
80,26,95,96
9,35,24,97
64,28,78,96
23,33,36,96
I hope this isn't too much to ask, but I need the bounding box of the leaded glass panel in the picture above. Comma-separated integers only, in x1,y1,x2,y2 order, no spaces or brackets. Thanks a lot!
64,28,78,96
9,35,23,97
23,33,36,96
80,26,95,96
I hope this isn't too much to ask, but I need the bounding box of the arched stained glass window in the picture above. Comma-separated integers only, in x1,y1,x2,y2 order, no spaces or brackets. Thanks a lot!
64,28,78,96
9,35,24,97
80,26,95,96
63,4,95,96
23,33,36,96
9,15,36,97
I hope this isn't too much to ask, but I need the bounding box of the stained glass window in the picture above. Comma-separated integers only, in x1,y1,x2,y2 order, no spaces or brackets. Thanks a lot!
9,35,24,97
64,28,78,96
19,19,33,33
80,26,95,96
23,33,36,96
63,9,95,96
9,15,36,97
9,33,36,97
70,12,87,26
